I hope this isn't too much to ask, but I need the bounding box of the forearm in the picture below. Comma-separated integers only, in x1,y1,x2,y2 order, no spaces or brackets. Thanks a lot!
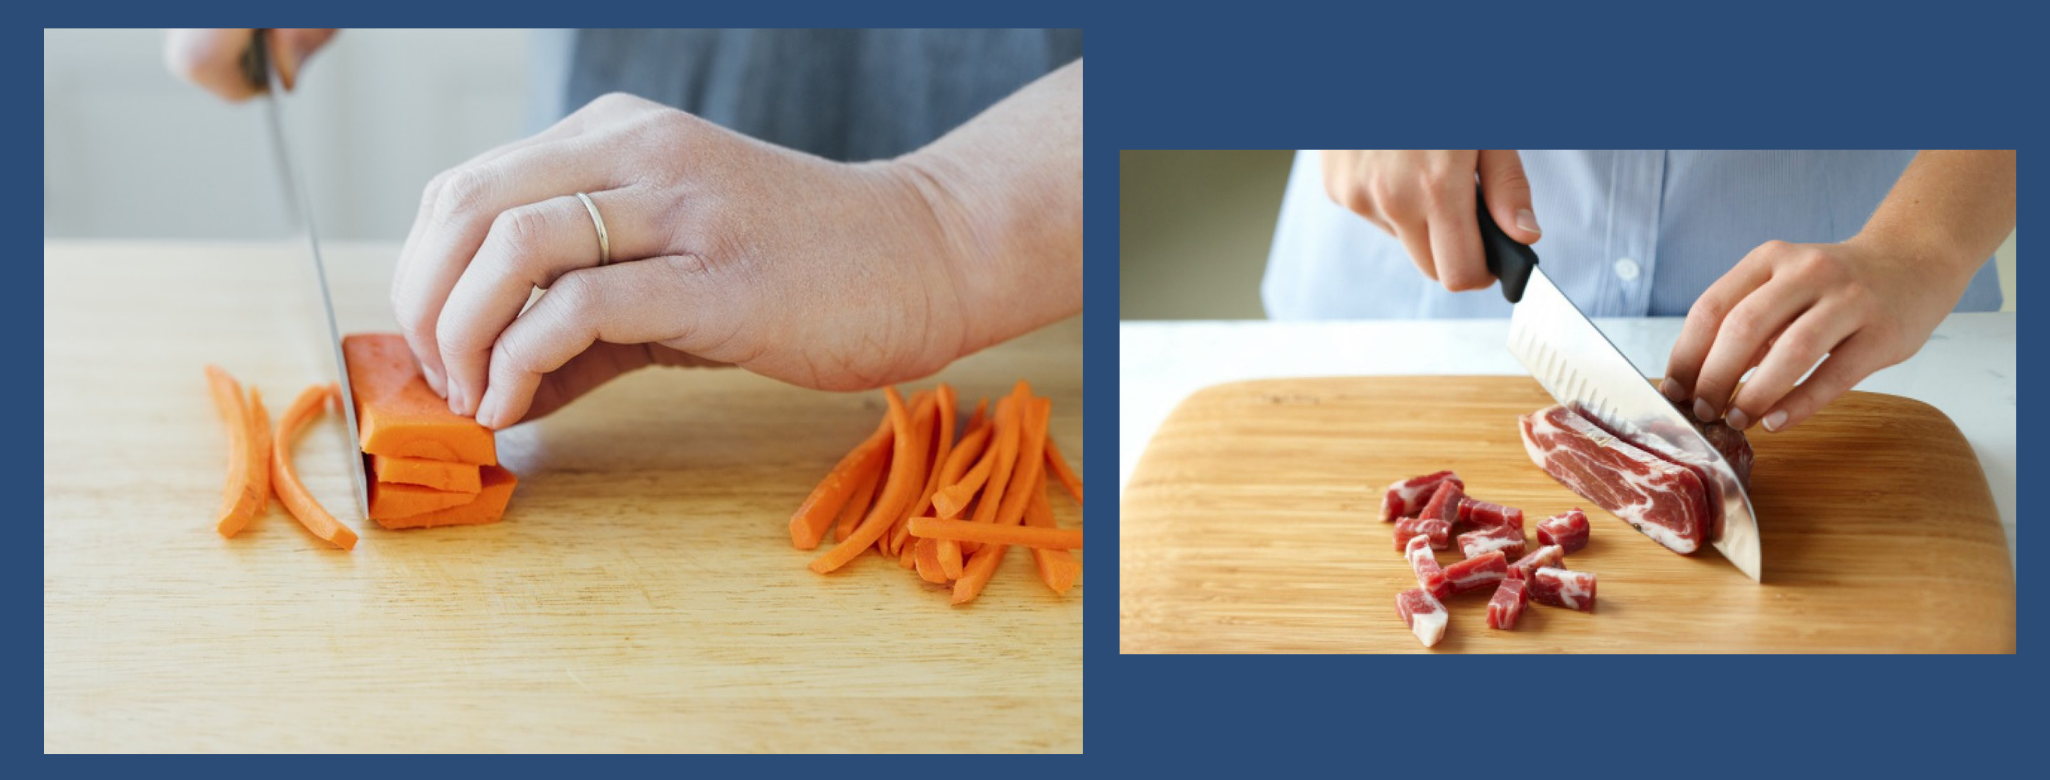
897,58,1084,355
1855,150,2015,278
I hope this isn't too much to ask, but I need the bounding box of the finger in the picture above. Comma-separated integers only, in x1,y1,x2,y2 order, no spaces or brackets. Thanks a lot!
1757,333,1892,433
163,29,261,102
1390,221,1437,281
474,255,734,429
521,344,729,423
1721,301,1860,430
436,188,672,416
1688,276,1819,423
391,136,621,412
270,29,338,90
1477,150,1540,243
1662,242,1781,402
1424,175,1490,291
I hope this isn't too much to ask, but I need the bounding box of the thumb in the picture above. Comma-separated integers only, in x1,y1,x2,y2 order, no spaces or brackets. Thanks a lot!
1477,150,1540,244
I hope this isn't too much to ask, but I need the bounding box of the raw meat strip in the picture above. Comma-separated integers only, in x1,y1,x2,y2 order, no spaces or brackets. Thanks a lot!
1381,471,1463,522
1419,480,1464,525
1457,524,1526,561
1487,578,1527,629
1393,516,1452,551
1405,535,1451,600
1529,567,1598,612
1536,508,1591,554
1442,551,1507,595
1457,497,1524,532
1507,544,1565,581
1396,587,1448,647
1519,404,1710,554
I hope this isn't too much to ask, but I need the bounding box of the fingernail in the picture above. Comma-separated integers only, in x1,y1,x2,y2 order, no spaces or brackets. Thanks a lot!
1693,398,1716,422
448,385,465,416
1516,209,1541,235
1725,408,1750,430
1762,410,1788,432
475,393,500,429
1659,378,1685,402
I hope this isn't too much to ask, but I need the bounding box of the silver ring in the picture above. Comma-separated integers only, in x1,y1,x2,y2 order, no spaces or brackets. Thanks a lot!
575,191,611,266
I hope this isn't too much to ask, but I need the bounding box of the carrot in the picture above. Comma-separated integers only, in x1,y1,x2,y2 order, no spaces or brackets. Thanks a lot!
908,516,1083,550
936,395,1018,570
248,387,273,517
1023,472,1080,594
271,384,358,550
343,334,496,464
206,365,265,537
371,454,483,494
373,465,518,529
368,479,481,519
991,396,1053,529
789,413,892,550
914,537,949,584
895,384,956,548
893,403,995,553
834,455,885,543
1044,438,1084,506
971,382,1033,526
809,387,930,574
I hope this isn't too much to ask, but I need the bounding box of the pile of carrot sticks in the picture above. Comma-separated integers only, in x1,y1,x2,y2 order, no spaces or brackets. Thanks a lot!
206,365,358,550
790,381,1084,604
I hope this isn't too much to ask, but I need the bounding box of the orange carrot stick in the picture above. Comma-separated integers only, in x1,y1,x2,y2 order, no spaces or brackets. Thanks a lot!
810,387,930,574
881,391,939,550
940,393,1022,569
834,456,884,543
951,537,1007,605
992,396,1053,529
888,385,956,554
931,396,1011,519
908,516,1083,550
249,388,273,516
896,406,996,552
1023,471,1080,594
1045,438,1084,506
914,536,950,584
272,384,358,550
788,413,893,550
205,365,265,537
972,382,1033,526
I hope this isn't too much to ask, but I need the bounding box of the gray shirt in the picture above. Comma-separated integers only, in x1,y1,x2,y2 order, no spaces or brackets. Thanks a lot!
530,28,1082,161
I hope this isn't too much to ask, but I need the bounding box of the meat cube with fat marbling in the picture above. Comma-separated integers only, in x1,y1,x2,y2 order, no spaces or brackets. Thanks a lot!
1393,516,1452,551
1529,567,1598,612
1396,587,1449,647
1405,535,1451,600
1487,578,1527,629
1381,471,1463,522
1442,550,1507,595
1418,480,1464,525
1457,497,1524,533
1507,544,1565,581
1458,524,1526,561
1536,508,1591,554
1519,404,1711,554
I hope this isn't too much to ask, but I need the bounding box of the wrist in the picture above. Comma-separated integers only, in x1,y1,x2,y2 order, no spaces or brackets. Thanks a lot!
1845,222,1981,288
884,152,1005,357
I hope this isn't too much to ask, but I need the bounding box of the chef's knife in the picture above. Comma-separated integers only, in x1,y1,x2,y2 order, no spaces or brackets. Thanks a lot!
243,30,370,519
1477,190,1762,581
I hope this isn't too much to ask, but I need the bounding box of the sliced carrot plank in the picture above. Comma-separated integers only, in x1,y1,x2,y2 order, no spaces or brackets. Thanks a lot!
1023,472,1081,594
368,480,482,520
908,516,1083,550
373,465,519,529
271,384,358,550
370,454,483,494
810,388,930,574
1044,438,1085,506
206,365,265,537
914,536,949,584
789,413,892,550
342,334,497,465
835,455,885,543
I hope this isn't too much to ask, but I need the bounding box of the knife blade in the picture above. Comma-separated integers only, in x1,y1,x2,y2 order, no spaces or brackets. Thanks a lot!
245,30,370,519
1476,191,1762,581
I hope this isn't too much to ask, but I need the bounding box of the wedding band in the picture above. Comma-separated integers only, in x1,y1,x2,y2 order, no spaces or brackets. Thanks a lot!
575,191,611,266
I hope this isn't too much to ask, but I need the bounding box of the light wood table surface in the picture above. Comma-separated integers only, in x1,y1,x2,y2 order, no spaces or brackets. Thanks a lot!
44,240,1084,752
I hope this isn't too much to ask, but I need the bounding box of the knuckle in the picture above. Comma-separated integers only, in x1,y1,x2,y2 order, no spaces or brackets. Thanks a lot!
432,167,495,219
490,206,551,262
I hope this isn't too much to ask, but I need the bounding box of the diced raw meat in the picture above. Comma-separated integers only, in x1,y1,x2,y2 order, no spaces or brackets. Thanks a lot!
1519,404,1711,554
1381,471,1464,522
1405,535,1451,600
1487,578,1527,629
1442,551,1507,595
1529,567,1597,612
1457,497,1524,532
1536,508,1591,554
1393,516,1452,551
1396,587,1448,647
1507,544,1565,581
1419,480,1464,525
1457,524,1526,561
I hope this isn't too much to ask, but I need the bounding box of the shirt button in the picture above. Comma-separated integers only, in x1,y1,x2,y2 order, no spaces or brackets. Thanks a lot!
1614,257,1641,281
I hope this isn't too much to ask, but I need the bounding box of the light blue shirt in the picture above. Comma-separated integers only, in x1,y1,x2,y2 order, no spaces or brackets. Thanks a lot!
1262,150,2003,319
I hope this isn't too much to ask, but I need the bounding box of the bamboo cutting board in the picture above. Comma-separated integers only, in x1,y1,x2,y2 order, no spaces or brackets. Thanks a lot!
43,241,1082,752
1120,376,2013,654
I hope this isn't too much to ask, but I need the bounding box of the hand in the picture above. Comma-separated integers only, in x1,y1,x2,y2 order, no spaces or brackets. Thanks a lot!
1319,150,1541,291
164,29,337,101
392,93,981,429
1660,236,1971,432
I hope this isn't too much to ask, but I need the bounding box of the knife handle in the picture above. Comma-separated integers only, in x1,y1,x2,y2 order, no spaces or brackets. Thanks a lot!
1476,188,1539,304
239,29,272,92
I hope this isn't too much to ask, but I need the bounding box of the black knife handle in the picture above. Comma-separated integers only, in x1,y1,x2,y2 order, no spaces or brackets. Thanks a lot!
1476,188,1540,303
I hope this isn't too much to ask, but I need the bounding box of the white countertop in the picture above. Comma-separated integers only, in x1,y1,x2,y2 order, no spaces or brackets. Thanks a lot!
1119,313,2016,563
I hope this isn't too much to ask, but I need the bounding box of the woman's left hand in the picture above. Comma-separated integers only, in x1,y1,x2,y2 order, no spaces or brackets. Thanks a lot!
1660,235,1973,433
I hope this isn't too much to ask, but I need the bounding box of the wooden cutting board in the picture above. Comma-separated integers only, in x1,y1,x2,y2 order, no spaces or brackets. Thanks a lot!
1120,376,2013,654
43,241,1082,752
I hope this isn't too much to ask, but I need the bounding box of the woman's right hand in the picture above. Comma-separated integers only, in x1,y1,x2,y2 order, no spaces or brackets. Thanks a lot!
1320,150,1542,292
164,29,338,101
